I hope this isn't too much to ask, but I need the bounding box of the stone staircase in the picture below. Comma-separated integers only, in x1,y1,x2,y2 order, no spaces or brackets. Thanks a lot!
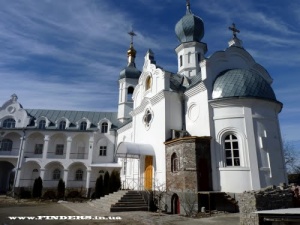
110,190,148,212
88,190,148,212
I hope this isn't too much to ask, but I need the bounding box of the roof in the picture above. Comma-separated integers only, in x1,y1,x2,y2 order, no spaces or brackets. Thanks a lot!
212,69,277,101
119,62,141,80
25,109,122,129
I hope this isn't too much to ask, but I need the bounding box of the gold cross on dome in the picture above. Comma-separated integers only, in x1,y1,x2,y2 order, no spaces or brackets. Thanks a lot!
128,30,136,45
229,23,240,38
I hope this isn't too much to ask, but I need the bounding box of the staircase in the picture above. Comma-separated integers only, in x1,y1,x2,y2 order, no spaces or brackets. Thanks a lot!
110,190,148,212
88,190,128,212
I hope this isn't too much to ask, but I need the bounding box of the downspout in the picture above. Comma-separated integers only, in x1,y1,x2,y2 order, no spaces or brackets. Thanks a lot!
179,90,186,131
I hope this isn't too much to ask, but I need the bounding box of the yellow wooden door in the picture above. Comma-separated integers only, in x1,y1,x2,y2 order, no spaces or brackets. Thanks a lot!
144,156,153,190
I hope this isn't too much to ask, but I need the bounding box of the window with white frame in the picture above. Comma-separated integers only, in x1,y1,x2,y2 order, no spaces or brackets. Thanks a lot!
52,169,61,180
39,120,46,129
59,121,66,130
224,134,240,166
75,169,83,181
0,139,13,151
34,144,43,154
3,118,16,128
99,146,107,156
55,144,64,155
80,121,87,131
101,122,108,133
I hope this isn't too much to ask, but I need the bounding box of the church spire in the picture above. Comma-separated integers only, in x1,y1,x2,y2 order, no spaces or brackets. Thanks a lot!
186,0,191,14
127,30,137,67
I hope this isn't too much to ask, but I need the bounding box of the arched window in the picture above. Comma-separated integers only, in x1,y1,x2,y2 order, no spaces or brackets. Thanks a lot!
75,169,83,181
52,169,61,180
3,118,16,128
171,153,179,173
39,120,46,129
127,86,134,102
145,76,152,91
101,122,108,133
59,121,66,130
80,121,87,131
224,134,240,166
0,139,13,151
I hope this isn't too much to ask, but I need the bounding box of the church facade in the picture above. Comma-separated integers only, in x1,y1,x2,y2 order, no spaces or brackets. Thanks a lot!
0,2,287,197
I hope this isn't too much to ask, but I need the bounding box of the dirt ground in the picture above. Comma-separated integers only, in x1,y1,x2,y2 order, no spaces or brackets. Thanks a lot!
0,196,141,225
0,196,240,225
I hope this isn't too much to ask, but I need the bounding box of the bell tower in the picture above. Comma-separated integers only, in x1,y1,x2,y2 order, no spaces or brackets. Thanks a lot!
117,30,141,122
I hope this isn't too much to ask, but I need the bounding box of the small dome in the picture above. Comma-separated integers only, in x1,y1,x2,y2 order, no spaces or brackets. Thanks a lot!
175,6,204,43
212,69,276,101
119,63,141,80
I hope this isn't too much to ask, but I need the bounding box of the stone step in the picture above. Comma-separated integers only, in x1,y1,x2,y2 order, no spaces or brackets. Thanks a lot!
110,206,148,212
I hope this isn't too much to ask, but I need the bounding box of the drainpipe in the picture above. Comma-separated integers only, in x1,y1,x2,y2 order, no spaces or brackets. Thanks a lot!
13,129,26,197
179,91,186,131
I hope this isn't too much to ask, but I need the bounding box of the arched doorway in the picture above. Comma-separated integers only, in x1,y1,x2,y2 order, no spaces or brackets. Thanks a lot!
171,193,180,214
0,161,15,193
144,156,153,190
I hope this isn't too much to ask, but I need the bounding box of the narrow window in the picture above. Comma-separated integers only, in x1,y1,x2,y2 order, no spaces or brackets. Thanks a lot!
127,86,134,102
80,121,87,131
101,122,108,133
75,169,83,181
59,121,66,130
179,55,183,67
188,52,191,64
39,120,46,129
53,169,61,180
198,53,201,63
0,139,13,151
171,153,179,172
224,134,240,166
55,144,64,155
34,144,43,154
3,118,16,128
99,146,107,156
145,76,152,91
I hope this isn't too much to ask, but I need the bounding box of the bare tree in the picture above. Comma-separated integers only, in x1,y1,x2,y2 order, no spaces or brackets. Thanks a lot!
283,139,300,174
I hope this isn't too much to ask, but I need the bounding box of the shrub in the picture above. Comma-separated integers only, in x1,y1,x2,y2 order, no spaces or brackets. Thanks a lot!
109,170,121,193
20,187,31,199
67,190,81,198
43,190,56,199
104,171,110,195
95,175,104,198
57,179,65,199
32,177,43,198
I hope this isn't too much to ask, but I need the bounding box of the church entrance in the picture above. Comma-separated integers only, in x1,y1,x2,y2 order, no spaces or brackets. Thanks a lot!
171,193,180,214
144,156,153,190
0,161,15,194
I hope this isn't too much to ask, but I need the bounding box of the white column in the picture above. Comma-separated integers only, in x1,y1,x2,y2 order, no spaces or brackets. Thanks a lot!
15,136,26,188
42,135,50,159
63,169,68,187
40,168,45,180
88,136,94,163
86,169,91,197
66,137,72,160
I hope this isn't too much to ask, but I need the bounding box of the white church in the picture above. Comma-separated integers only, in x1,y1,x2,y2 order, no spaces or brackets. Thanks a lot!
0,1,287,198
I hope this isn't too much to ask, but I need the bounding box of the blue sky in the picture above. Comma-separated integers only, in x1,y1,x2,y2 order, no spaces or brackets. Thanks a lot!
0,0,299,150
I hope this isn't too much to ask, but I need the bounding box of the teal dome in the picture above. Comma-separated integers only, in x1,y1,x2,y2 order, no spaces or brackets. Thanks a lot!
119,62,141,80
175,6,204,43
212,69,276,101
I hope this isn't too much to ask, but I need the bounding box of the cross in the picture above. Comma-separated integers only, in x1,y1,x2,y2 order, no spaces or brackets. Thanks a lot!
128,30,136,45
186,0,190,7
228,23,240,38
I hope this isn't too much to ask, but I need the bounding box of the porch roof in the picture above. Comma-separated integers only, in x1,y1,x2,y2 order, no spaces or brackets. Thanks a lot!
116,142,155,159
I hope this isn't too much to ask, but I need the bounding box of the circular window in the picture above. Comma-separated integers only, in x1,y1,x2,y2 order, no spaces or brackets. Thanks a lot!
7,106,16,114
143,109,153,129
